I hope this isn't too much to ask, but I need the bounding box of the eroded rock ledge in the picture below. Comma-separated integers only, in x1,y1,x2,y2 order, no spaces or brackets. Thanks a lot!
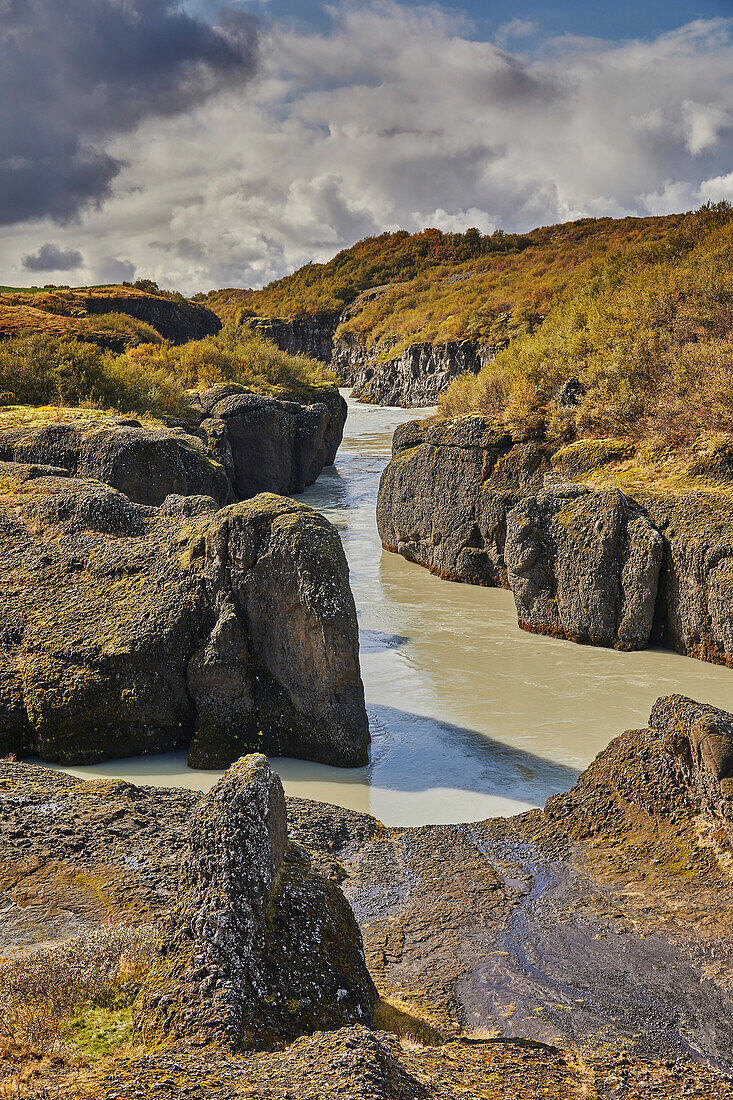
0,470,368,768
377,415,733,662
0,383,347,507
2,696,733,1095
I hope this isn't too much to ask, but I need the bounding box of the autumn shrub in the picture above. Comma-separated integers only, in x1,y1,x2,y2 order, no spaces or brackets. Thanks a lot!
81,312,163,347
0,334,189,419
439,203,733,450
126,321,337,401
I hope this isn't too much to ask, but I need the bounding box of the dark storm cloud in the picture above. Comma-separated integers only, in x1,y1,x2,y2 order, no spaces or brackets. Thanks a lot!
22,242,84,271
0,0,258,225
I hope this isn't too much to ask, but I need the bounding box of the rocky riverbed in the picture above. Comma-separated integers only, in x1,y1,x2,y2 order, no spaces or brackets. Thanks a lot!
2,692,733,1096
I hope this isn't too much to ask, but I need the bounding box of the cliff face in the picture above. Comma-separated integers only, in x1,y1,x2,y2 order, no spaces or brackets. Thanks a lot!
333,336,486,407
83,292,221,344
243,307,489,406
377,416,733,663
250,315,339,364
0,472,369,768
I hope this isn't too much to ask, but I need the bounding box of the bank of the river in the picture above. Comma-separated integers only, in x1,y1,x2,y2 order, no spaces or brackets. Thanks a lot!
51,394,733,825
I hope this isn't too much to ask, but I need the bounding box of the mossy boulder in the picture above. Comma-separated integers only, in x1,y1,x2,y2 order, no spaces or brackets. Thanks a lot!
505,483,663,649
137,754,376,1050
0,471,368,767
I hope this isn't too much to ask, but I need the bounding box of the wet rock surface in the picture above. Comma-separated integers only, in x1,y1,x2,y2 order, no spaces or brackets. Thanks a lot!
3,695,733,1095
0,386,346,508
0,474,368,767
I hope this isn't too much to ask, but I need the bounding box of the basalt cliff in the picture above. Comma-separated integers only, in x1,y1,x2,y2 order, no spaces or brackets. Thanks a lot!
377,415,733,665
3,694,733,1096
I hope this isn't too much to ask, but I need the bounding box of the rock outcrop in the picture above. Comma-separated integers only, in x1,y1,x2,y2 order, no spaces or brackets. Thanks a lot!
378,414,733,664
0,472,368,767
377,416,552,586
335,337,486,407
506,483,663,649
251,315,339,364
5,695,733,1092
82,290,221,344
0,385,347,507
138,754,376,1049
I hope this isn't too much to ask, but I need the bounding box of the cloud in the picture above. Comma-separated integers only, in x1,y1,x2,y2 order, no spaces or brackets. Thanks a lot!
0,0,258,225
97,258,137,284
22,243,84,272
2,4,733,293
495,18,537,47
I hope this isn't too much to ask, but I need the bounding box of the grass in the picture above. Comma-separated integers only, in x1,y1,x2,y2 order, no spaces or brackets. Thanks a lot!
0,924,154,1061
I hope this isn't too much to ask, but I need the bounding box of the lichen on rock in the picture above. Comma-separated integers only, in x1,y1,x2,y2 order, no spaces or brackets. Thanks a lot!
137,753,376,1050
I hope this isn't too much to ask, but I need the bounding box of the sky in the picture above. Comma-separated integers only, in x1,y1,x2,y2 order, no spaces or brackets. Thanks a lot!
1,0,732,294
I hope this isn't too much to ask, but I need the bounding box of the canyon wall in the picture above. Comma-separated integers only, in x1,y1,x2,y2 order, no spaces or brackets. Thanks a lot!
377,416,733,664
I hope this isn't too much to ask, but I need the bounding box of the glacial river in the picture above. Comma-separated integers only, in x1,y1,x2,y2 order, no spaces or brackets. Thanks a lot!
54,394,733,825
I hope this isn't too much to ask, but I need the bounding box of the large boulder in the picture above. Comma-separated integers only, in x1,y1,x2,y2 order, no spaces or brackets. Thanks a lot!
0,468,368,767
0,415,229,507
377,416,552,586
195,385,347,498
505,484,663,649
137,754,376,1049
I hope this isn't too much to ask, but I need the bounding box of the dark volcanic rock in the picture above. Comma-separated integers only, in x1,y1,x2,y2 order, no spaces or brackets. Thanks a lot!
250,315,339,364
197,384,346,498
0,416,230,507
0,472,368,768
335,337,486,407
0,387,346,507
377,416,552,586
505,483,663,649
4,696,733,1093
379,416,733,665
138,754,376,1050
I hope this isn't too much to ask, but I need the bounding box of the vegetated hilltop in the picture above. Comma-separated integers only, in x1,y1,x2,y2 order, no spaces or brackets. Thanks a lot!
0,321,338,421
203,213,686,358
0,279,220,349
438,201,733,456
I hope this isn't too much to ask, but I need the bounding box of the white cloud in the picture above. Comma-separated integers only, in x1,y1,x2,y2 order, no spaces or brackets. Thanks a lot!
2,4,733,294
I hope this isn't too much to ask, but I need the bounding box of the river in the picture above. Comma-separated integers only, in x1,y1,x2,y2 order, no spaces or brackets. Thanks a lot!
52,394,733,825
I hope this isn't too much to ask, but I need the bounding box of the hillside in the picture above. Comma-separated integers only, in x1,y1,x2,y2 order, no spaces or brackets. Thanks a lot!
439,201,733,452
0,283,220,348
204,214,686,357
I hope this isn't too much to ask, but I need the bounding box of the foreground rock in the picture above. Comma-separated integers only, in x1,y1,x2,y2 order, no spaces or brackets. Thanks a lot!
0,470,368,767
138,754,376,1049
0,385,346,508
378,414,733,664
2,695,733,1096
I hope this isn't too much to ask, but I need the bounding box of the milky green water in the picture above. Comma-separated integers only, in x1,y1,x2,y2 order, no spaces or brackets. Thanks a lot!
52,395,733,825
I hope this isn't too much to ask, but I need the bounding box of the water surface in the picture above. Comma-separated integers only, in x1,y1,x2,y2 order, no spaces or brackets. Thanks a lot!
53,396,733,824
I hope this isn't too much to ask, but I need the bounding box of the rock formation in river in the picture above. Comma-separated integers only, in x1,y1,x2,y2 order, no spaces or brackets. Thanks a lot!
506,483,663,649
378,414,733,664
0,384,347,507
3,694,733,1094
0,468,369,767
138,753,376,1049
